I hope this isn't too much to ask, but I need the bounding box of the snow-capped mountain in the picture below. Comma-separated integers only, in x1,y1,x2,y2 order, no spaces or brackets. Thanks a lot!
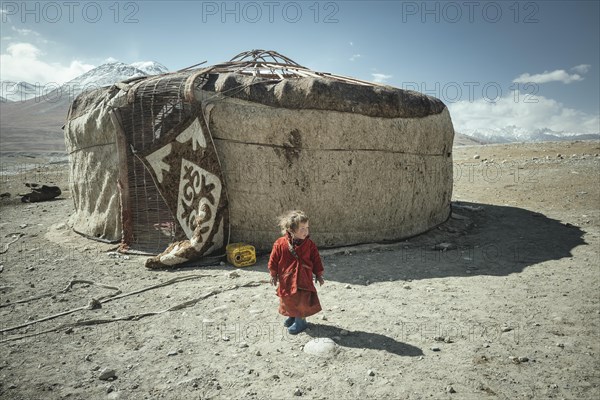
0,61,169,103
130,61,169,76
0,60,170,152
458,126,600,144
62,61,169,93
1,81,41,102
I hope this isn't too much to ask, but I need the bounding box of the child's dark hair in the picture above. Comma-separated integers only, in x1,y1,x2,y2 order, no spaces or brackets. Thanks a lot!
277,210,309,235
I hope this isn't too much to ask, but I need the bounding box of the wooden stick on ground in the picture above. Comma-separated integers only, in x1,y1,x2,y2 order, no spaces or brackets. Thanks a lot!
0,280,265,343
0,274,219,335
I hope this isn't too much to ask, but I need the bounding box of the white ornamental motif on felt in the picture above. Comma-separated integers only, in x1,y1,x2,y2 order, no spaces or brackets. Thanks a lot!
176,159,222,240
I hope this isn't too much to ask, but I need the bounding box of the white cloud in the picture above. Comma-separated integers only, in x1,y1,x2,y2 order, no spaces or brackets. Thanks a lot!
104,57,119,63
448,94,600,135
349,54,361,61
0,42,95,84
571,64,591,74
349,41,354,46
372,73,392,83
513,67,586,84
11,26,39,36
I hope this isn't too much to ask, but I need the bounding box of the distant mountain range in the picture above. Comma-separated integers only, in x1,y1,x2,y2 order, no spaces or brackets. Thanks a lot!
1,61,168,103
457,126,600,144
0,61,598,153
0,61,168,152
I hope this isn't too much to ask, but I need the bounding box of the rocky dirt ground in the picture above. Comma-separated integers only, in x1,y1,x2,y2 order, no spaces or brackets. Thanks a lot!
0,140,599,399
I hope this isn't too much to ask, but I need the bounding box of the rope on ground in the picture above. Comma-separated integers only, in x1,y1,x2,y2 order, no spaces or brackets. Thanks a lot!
0,274,213,311
0,233,24,254
99,274,215,305
0,280,265,343
0,292,53,308
0,274,214,334
0,279,122,310
62,279,122,295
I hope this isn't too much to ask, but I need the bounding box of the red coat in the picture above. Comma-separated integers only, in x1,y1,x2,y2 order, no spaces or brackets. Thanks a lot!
268,236,324,297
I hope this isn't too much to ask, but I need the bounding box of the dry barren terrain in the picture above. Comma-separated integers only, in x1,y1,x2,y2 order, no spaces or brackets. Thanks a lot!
0,140,599,399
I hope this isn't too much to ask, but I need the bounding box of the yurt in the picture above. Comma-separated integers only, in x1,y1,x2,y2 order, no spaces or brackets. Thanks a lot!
64,50,454,267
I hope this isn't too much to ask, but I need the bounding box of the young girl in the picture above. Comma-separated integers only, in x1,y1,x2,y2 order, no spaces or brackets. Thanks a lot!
268,210,325,334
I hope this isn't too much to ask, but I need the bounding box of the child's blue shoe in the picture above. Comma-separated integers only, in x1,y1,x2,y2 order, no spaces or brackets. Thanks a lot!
283,317,295,327
288,317,307,334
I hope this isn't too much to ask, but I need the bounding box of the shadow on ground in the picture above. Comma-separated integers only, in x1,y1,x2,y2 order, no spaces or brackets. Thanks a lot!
185,201,587,285
306,322,423,357
318,201,587,285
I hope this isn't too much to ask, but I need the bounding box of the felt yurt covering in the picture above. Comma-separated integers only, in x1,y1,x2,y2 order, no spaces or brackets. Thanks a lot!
64,50,454,266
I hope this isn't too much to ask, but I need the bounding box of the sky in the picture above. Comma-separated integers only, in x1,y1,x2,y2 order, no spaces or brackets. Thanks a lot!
1,0,599,135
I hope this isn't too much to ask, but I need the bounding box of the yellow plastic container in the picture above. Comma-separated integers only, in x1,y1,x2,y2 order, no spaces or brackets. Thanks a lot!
226,243,256,267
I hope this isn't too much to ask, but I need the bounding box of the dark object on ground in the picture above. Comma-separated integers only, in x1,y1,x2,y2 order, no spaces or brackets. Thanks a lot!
21,185,61,203
0,193,10,198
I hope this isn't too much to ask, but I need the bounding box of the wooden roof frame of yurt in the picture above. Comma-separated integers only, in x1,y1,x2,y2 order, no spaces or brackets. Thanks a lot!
171,49,386,87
